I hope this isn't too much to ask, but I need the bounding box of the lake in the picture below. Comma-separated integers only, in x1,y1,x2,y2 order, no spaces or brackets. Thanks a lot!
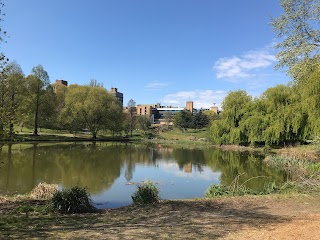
0,142,287,208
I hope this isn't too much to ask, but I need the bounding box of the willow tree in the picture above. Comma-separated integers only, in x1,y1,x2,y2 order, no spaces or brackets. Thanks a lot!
272,0,320,81
241,98,268,146
296,67,320,137
210,90,252,144
261,84,307,145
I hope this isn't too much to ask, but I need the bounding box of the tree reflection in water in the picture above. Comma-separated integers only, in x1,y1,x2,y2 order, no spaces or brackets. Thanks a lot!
0,143,287,199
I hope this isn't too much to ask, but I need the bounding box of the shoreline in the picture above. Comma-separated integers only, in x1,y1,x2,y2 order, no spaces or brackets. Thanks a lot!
1,193,320,239
1,136,319,160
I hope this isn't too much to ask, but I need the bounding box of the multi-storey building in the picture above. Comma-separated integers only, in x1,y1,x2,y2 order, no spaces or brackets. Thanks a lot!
110,88,124,106
136,102,193,125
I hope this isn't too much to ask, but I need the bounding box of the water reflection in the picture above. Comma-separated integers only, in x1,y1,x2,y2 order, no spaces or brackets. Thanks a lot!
0,143,287,207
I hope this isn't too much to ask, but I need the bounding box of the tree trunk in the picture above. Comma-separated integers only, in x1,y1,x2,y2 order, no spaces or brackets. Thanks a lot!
33,93,39,136
9,122,13,138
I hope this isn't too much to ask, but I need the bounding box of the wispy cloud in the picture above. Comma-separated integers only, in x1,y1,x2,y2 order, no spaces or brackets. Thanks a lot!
162,90,227,109
145,81,170,90
213,47,277,81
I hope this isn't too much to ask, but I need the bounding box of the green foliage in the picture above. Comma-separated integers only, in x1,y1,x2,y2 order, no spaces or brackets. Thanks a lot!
205,182,283,198
174,110,193,131
205,184,230,197
60,85,124,139
209,84,317,146
192,110,210,129
265,155,320,192
22,65,54,136
126,99,136,137
208,0,320,146
50,186,96,214
0,62,25,138
132,180,160,204
210,90,251,145
137,115,151,134
272,0,320,81
296,67,320,137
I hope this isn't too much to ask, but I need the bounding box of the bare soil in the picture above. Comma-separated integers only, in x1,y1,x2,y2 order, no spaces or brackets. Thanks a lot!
1,194,320,239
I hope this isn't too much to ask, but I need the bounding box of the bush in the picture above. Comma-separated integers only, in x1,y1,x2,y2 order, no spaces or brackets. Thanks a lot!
31,182,58,200
132,180,160,204
50,186,96,214
205,184,230,197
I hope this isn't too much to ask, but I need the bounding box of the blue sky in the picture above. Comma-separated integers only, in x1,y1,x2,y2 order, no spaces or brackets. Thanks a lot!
3,0,290,109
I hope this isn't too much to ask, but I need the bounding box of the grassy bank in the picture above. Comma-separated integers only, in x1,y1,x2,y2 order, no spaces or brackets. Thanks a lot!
0,127,132,143
3,127,320,159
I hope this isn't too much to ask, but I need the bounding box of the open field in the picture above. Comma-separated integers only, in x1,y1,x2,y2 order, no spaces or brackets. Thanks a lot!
1,194,320,239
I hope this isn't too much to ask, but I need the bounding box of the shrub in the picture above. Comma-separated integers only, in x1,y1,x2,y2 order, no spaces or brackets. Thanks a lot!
132,180,160,204
205,184,230,197
50,186,96,214
31,182,58,200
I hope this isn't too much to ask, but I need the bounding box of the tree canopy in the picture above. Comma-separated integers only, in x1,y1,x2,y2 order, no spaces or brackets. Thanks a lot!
60,85,123,139
272,0,320,81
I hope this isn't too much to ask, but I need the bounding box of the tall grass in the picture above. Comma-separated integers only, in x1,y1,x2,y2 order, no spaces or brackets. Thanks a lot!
205,173,280,198
30,182,58,200
264,155,320,192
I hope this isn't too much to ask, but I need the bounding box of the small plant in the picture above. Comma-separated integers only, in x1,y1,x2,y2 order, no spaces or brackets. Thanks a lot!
15,205,35,218
30,182,58,200
205,184,230,197
132,180,160,204
50,186,96,214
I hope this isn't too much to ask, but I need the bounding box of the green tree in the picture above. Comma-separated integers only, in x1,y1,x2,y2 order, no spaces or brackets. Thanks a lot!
60,85,123,139
127,99,136,137
241,98,268,145
272,0,320,81
59,84,86,134
52,82,68,130
294,67,320,138
210,91,252,144
137,116,151,134
25,65,50,135
174,110,193,131
203,110,219,122
261,85,307,145
192,110,210,129
1,61,25,137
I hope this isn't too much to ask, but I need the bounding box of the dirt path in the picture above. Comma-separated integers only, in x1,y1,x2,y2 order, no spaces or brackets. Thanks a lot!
1,194,320,239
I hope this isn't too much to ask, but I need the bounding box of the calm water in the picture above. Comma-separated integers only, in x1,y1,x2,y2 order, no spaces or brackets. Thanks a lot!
0,142,287,208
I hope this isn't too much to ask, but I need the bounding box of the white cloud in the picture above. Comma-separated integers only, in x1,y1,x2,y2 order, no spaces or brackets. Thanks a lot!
213,47,277,81
162,90,227,109
145,81,169,90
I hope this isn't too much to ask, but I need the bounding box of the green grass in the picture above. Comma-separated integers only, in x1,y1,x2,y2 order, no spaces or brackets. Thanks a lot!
1,126,131,143
150,127,212,148
158,127,209,140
